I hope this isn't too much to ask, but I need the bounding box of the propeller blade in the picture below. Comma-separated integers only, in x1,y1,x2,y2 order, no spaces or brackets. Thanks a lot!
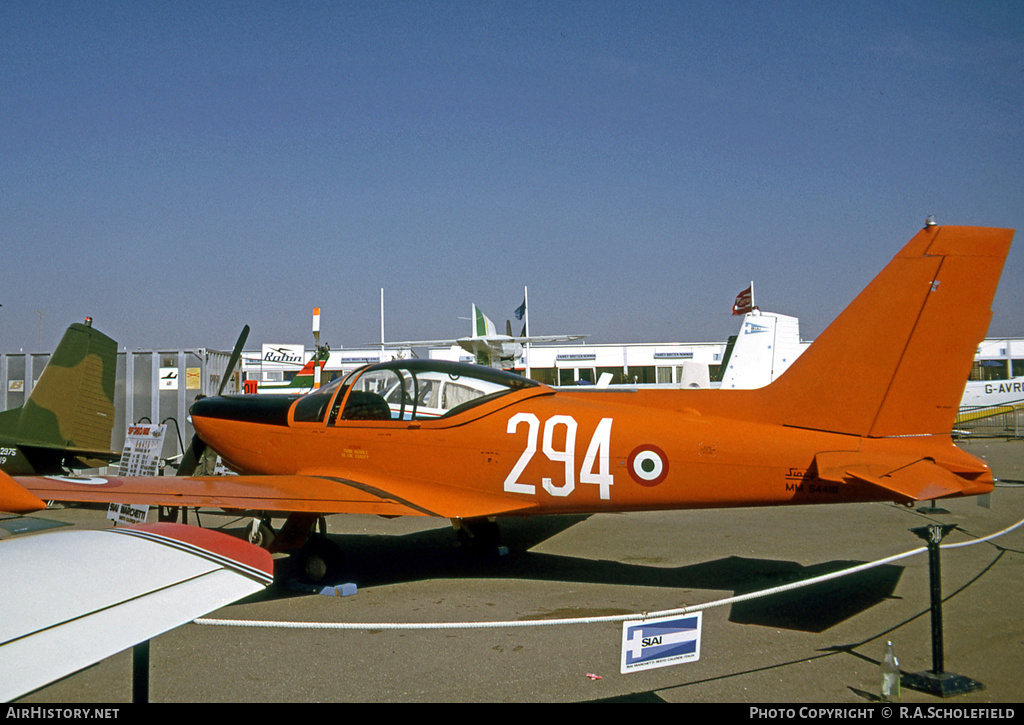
178,325,250,476
218,324,250,396
175,434,206,476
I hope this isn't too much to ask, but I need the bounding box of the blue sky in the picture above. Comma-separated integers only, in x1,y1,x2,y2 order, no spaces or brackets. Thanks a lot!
2,1,1022,353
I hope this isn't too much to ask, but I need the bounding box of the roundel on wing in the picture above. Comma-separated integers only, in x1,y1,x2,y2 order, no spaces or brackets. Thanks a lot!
627,445,669,486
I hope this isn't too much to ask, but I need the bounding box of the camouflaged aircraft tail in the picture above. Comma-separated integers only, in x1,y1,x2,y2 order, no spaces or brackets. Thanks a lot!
0,320,118,460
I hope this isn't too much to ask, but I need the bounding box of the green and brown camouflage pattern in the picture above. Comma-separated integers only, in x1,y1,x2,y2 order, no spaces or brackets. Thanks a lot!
0,321,118,474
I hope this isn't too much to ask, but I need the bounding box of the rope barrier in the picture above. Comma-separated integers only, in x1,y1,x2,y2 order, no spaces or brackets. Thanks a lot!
194,512,1024,632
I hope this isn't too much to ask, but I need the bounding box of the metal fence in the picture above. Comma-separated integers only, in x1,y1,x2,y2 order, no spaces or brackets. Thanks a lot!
954,403,1024,440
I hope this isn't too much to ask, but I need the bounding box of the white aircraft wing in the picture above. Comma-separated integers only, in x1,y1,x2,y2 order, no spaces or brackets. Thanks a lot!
515,334,587,344
376,303,585,352
0,522,273,702
377,337,461,348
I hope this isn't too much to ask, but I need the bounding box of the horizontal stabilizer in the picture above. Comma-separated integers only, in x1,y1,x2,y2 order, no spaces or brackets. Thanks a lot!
814,451,992,501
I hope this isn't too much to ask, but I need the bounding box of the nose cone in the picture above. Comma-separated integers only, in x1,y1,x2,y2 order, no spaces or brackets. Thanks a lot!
190,394,296,428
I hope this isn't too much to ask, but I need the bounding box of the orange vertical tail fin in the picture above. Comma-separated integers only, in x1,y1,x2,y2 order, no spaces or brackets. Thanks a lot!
761,224,1013,437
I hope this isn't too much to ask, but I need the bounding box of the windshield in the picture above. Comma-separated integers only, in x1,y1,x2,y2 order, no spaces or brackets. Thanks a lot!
336,360,538,422
291,374,350,423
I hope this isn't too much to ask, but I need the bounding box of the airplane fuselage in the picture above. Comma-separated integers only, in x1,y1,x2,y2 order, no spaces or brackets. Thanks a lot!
192,384,992,518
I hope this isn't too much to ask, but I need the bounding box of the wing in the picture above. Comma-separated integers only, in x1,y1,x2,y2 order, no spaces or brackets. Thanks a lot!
379,334,586,347
0,523,273,702
378,338,462,348
8,470,539,520
517,334,586,344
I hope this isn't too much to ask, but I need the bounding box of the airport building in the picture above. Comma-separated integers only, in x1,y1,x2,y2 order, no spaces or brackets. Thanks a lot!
243,338,734,388
244,335,1024,391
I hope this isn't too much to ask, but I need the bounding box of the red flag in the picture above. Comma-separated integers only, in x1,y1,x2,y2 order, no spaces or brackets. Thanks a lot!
732,286,753,315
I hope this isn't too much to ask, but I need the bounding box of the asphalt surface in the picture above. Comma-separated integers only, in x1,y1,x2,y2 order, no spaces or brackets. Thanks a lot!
4,439,1022,704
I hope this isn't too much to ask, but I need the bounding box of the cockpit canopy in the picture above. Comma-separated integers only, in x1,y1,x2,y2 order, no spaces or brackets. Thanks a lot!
293,359,542,424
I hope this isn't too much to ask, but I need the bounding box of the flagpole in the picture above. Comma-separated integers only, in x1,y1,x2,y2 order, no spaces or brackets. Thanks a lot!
524,285,531,379
524,285,530,338
750,281,755,314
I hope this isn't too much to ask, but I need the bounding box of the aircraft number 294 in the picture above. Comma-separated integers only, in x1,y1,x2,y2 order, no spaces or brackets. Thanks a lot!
504,414,614,500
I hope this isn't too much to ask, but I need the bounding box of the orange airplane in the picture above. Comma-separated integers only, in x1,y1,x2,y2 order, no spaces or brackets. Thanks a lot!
2,223,1014,581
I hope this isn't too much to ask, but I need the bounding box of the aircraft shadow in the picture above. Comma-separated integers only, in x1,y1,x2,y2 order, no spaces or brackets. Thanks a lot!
262,515,903,633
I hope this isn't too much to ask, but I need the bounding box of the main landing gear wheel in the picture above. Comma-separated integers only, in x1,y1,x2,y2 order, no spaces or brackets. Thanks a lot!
271,513,346,585
454,517,505,557
298,537,345,584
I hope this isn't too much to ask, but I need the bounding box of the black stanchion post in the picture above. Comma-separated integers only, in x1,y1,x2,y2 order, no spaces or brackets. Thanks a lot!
901,524,984,697
133,640,150,704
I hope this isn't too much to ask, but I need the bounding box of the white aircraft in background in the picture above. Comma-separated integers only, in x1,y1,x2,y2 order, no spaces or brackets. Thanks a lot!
719,310,808,390
383,303,586,368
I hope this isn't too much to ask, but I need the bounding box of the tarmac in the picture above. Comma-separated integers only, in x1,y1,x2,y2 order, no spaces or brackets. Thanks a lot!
4,439,1023,704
